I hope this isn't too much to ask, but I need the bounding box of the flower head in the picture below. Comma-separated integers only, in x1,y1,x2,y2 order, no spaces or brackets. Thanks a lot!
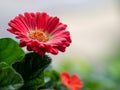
7,12,71,55
60,71,83,90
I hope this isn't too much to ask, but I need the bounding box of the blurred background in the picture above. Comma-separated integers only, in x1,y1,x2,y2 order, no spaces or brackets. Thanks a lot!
0,0,120,89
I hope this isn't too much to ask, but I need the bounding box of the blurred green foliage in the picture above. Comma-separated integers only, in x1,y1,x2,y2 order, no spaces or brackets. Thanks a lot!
55,46,120,90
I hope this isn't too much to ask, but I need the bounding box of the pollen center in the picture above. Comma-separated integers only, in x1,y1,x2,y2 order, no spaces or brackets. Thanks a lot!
29,30,48,42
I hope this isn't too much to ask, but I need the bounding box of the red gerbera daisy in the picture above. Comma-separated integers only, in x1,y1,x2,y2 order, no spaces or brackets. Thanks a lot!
60,71,83,90
7,12,71,55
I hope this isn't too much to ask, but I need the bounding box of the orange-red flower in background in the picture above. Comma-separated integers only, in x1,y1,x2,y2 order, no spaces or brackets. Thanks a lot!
60,71,83,90
7,12,71,55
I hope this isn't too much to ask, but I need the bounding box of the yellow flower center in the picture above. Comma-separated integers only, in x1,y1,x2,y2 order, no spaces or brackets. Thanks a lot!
29,30,48,42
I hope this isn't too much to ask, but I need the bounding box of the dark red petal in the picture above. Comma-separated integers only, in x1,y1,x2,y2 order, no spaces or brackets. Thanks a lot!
45,17,59,33
36,12,48,30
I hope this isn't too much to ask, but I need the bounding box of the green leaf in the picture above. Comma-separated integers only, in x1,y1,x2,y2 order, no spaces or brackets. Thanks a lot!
13,52,52,90
0,62,24,90
44,70,68,90
0,38,25,65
